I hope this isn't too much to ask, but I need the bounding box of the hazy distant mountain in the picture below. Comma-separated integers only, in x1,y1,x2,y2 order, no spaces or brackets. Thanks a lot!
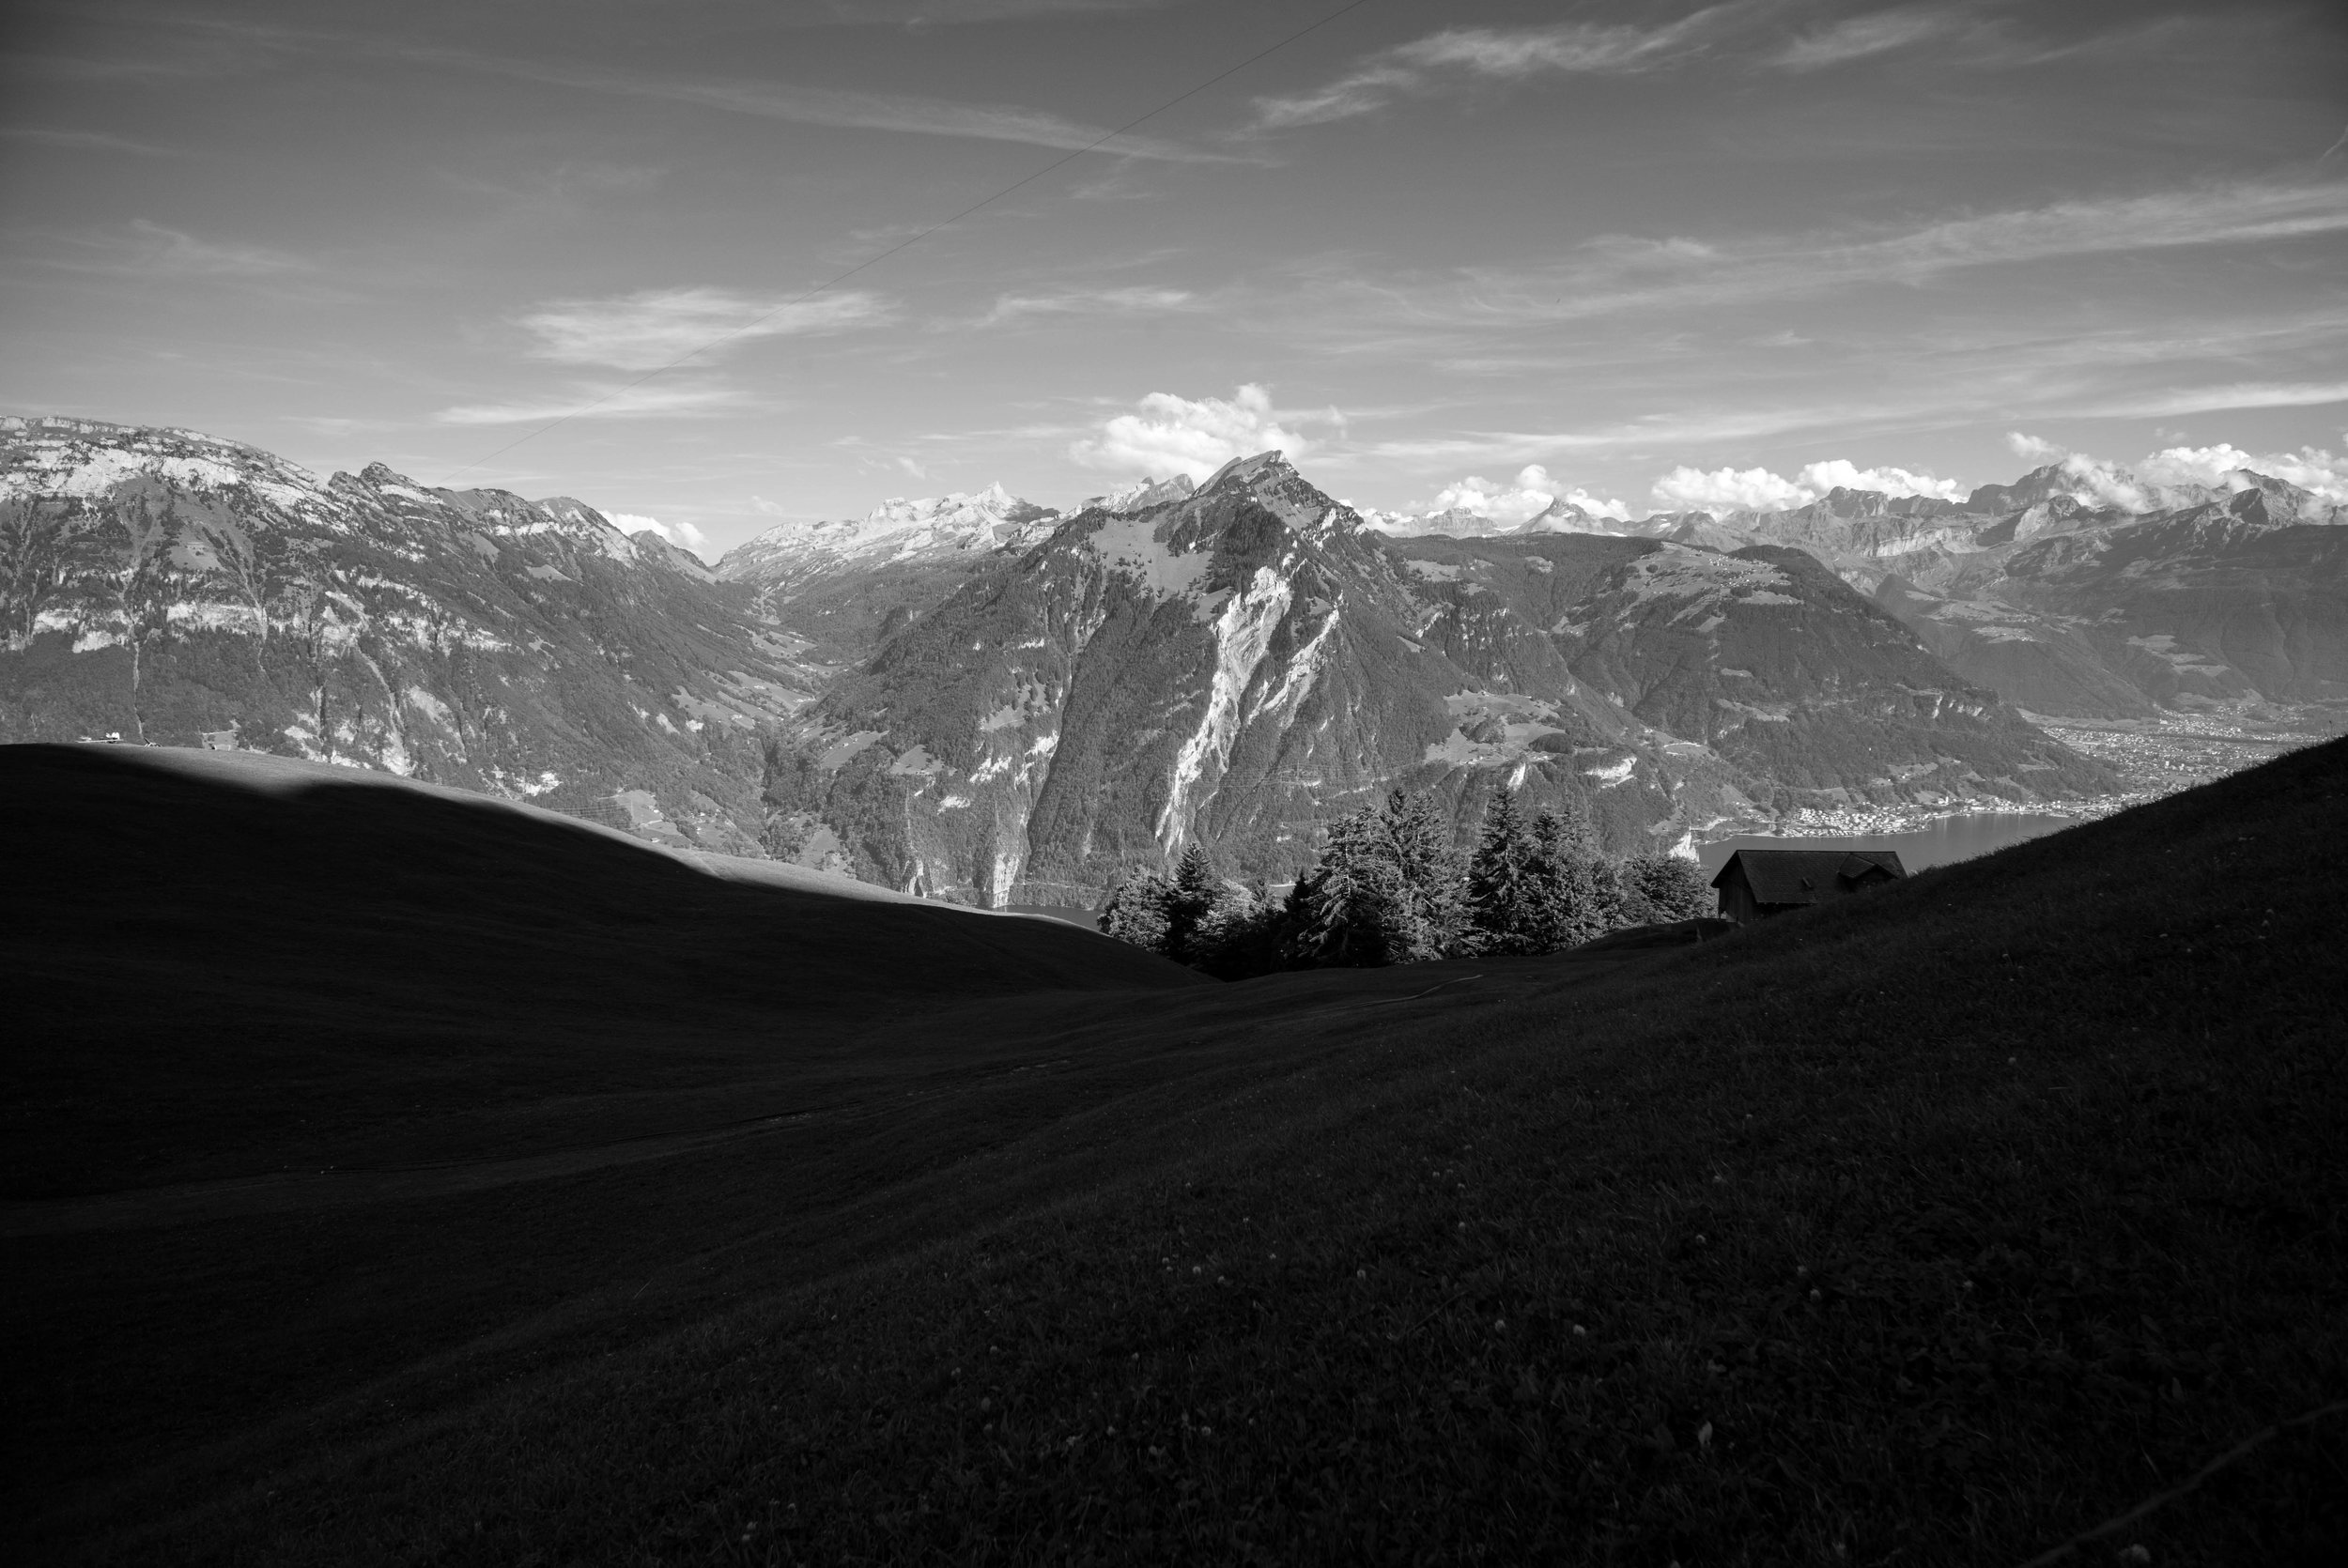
763,453,2109,903
1355,496,1630,539
0,416,797,851
1695,464,2348,718
715,482,1064,664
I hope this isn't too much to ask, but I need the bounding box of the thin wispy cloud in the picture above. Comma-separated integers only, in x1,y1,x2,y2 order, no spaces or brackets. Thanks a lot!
436,382,752,426
814,0,1177,22
1293,179,2348,336
98,11,1228,161
2079,379,2348,418
0,126,183,157
977,285,1195,327
514,288,891,371
58,220,312,279
1769,7,1959,70
327,41,1228,162
1253,6,2189,131
1253,7,1745,129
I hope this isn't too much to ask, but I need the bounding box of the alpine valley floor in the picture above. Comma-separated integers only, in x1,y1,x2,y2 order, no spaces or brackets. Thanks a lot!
3,740,2343,1565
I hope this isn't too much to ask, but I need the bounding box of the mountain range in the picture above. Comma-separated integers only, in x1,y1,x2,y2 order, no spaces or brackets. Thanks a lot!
6,415,2338,903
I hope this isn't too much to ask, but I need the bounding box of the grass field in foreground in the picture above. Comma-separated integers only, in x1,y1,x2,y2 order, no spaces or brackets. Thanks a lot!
7,740,2346,1564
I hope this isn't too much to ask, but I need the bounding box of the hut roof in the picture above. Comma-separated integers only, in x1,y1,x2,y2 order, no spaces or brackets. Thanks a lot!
1708,848,1907,906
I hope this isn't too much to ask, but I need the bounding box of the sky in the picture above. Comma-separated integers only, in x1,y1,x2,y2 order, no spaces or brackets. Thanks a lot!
3,0,2345,558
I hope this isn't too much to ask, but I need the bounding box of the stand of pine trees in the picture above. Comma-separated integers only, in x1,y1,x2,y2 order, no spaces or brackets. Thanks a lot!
1098,789,1713,978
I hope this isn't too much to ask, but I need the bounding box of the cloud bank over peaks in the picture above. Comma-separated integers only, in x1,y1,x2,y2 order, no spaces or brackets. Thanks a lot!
1651,459,1964,513
1430,465,1633,525
608,511,710,560
2006,430,2348,508
1070,383,1336,482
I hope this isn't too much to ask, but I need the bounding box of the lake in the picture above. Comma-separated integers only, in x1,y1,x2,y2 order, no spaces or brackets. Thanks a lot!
1694,811,2087,878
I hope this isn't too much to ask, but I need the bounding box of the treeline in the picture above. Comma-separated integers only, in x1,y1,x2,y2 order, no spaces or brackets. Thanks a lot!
1099,788,1713,979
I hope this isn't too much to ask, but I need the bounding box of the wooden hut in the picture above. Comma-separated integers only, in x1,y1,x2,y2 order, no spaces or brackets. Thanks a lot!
1710,848,1907,924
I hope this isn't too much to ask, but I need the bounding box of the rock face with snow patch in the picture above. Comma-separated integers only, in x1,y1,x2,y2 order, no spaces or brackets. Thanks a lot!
0,416,796,850
764,453,2110,904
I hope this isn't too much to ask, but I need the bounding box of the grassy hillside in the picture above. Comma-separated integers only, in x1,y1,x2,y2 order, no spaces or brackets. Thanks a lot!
6,739,2344,1563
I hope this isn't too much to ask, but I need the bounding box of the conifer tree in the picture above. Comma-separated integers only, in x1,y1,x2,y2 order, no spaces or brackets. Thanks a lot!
1528,807,1613,950
1465,788,1538,953
1380,788,1464,961
1283,807,1409,967
1164,842,1225,962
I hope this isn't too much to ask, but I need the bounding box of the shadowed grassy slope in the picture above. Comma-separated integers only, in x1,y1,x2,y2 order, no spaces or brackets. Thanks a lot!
0,744,1202,1197
10,740,2347,1564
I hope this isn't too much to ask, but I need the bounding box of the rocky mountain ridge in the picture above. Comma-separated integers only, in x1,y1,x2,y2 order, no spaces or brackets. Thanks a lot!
15,417,2327,904
1660,466,2348,718
763,453,2111,903
0,416,799,851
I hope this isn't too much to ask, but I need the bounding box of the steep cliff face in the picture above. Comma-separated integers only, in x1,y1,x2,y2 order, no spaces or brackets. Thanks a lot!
765,454,2111,904
0,417,796,850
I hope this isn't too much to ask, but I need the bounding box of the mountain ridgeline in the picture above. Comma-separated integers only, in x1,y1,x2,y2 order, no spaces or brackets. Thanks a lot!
1618,469,2348,721
0,417,810,852
760,453,2111,904
10,415,2338,909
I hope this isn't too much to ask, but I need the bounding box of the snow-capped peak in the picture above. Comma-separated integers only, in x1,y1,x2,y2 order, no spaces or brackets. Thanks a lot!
717,482,1061,583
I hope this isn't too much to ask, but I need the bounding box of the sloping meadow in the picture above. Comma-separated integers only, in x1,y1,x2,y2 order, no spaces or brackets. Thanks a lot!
53,738,2347,1564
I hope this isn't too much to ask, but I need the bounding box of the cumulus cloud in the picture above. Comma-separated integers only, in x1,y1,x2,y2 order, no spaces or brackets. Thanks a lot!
1651,464,1811,513
1429,466,1556,526
1423,465,1638,526
1070,383,1323,481
1651,458,1963,513
516,286,888,370
2000,432,2348,509
608,510,711,560
1794,459,1965,501
2138,441,2348,502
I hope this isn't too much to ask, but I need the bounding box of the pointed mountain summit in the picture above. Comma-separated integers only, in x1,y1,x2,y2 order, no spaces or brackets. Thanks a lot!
765,451,2108,903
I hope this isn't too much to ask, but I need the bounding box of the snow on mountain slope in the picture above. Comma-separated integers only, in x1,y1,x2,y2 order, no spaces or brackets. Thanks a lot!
0,416,797,851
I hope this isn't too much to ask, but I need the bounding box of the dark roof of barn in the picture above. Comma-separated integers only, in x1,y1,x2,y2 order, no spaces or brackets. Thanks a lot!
1708,848,1907,905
